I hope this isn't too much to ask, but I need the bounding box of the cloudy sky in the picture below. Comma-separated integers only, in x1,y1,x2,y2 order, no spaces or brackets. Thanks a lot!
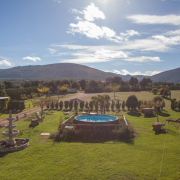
0,0,180,76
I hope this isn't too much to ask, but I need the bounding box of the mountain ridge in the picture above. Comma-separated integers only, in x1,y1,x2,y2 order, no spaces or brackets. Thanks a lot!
0,63,179,83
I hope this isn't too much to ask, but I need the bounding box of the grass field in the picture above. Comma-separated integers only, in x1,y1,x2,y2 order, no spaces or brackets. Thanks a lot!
0,91,180,180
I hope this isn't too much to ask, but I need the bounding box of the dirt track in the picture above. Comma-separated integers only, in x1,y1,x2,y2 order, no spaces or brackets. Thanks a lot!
0,93,88,126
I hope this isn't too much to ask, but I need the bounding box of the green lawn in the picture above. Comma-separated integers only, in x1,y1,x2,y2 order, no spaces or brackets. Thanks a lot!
0,91,180,180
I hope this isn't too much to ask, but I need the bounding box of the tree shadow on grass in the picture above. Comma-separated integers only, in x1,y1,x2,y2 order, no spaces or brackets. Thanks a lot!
158,112,170,117
127,111,141,117
174,110,180,112
0,152,15,158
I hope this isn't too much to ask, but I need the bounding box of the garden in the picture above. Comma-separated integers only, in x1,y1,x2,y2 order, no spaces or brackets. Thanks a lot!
0,90,180,179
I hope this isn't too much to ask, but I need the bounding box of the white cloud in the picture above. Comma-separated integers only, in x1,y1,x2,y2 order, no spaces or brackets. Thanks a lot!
127,14,180,26
124,56,162,62
76,16,82,21
53,0,61,3
152,35,180,45
119,38,171,52
164,29,180,36
68,3,139,42
0,60,12,66
47,48,56,54
113,69,162,76
68,20,139,42
23,56,41,62
71,3,105,22
61,48,128,63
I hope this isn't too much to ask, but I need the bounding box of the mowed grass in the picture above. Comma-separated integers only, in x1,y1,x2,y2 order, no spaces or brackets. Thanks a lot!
0,91,180,180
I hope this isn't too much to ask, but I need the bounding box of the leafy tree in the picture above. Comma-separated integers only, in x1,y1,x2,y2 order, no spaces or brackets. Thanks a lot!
100,101,105,114
64,101,69,109
140,78,152,89
109,85,120,99
58,84,69,94
72,81,80,90
69,101,73,110
105,101,110,111
105,77,114,85
171,99,177,110
152,88,158,94
74,101,78,110
129,77,138,88
51,101,54,109
111,100,115,111
59,101,63,109
113,76,122,84
122,101,125,110
55,101,58,110
79,79,87,90
88,80,98,88
152,96,165,112
95,102,98,112
116,100,121,111
37,87,50,94
3,81,14,89
177,101,180,111
126,95,138,112
80,101,84,111
158,88,165,96
89,101,94,111
32,97,51,120
85,101,89,109
163,89,171,98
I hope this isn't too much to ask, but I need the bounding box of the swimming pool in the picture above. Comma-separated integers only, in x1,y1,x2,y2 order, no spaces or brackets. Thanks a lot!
74,115,119,131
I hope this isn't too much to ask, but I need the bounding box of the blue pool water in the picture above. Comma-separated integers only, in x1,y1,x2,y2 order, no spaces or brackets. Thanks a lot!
76,115,117,122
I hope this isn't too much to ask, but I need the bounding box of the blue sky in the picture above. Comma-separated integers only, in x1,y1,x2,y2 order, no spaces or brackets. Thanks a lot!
0,0,180,76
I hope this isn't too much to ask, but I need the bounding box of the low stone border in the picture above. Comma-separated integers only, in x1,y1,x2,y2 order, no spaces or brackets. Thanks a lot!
0,138,29,153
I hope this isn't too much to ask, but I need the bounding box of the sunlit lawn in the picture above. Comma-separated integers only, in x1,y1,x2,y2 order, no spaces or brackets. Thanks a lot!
0,91,180,179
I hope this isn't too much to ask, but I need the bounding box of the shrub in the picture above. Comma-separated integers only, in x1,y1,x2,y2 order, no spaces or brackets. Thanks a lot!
152,96,165,112
51,101,54,109
163,89,171,98
111,100,115,111
80,101,84,111
59,101,63,109
64,101,69,109
105,102,110,111
69,101,73,110
122,101,125,110
85,101,89,109
152,88,158,94
126,95,138,112
74,101,78,110
116,100,121,111
158,88,165,95
55,101,58,110
89,101,94,111
171,99,177,110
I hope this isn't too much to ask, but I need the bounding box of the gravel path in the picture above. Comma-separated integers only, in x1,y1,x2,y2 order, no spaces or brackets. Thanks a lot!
0,93,88,127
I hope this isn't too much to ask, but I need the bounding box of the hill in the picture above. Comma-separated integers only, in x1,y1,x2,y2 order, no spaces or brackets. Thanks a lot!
0,63,179,83
151,67,180,83
0,63,128,81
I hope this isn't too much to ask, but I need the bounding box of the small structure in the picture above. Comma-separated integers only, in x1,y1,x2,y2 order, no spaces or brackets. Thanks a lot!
141,108,156,117
67,88,77,93
29,119,39,127
152,122,165,132
0,110,29,152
